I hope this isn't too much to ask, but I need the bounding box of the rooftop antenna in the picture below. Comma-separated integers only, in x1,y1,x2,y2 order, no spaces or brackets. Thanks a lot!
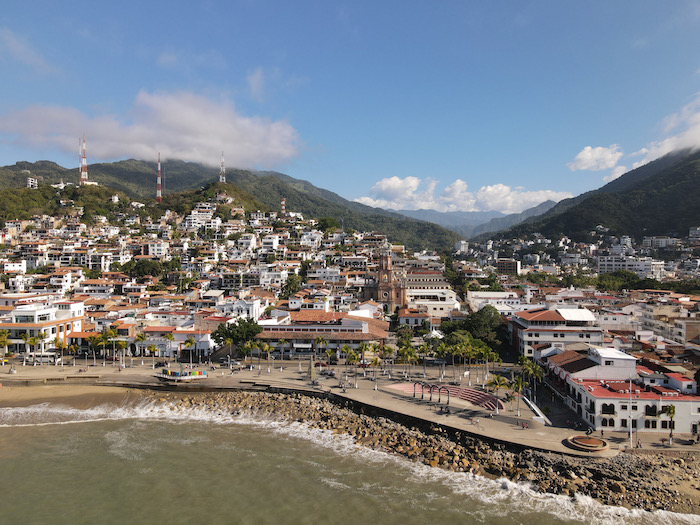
156,152,162,203
79,135,88,185
219,151,226,183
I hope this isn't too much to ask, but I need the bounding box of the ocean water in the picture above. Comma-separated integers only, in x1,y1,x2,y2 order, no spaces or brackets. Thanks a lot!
0,400,697,525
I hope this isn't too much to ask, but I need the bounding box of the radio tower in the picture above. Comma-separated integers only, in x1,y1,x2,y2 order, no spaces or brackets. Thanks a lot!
79,135,88,185
219,151,226,183
156,153,162,203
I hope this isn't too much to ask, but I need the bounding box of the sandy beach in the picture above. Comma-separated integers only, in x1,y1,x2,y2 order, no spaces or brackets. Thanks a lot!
0,384,144,409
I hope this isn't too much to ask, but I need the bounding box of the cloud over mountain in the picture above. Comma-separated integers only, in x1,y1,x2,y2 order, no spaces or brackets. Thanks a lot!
355,177,571,214
0,90,299,168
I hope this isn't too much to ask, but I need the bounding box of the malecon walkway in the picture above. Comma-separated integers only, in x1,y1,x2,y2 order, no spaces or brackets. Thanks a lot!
2,359,698,458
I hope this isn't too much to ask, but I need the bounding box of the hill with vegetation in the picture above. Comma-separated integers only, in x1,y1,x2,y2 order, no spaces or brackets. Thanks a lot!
0,160,461,252
483,149,700,241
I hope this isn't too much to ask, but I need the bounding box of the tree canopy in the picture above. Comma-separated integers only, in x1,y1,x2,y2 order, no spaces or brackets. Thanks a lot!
211,318,263,350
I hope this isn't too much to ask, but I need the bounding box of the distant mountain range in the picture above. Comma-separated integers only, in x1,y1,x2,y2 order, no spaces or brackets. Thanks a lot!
3,146,697,248
482,148,700,241
392,201,558,238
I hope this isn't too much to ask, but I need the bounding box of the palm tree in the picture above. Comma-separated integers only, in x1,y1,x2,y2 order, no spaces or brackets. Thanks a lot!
258,342,273,372
0,329,10,366
134,332,147,362
314,336,327,362
487,373,509,414
20,332,30,362
184,336,196,367
511,376,525,417
339,343,352,381
53,337,67,367
103,329,118,364
68,343,77,367
27,336,38,365
450,343,465,383
87,334,102,367
357,341,369,373
163,332,175,364
433,341,447,382
34,332,47,363
488,373,509,395
240,340,255,369
521,358,544,403
462,343,476,386
346,349,359,388
115,340,127,368
418,342,431,379
662,404,676,443
370,356,381,388
278,338,288,371
147,344,158,368
325,347,334,369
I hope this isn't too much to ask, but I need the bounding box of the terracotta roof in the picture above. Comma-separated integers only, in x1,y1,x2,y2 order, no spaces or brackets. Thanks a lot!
515,308,564,322
256,331,379,342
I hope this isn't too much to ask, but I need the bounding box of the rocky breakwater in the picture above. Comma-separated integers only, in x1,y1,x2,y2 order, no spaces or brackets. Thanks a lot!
150,390,700,515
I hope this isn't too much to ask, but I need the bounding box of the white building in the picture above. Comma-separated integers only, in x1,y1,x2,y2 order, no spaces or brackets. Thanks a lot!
597,255,665,280
509,307,604,358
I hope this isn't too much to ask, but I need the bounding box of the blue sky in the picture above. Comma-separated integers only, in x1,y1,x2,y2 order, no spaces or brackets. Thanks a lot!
2,1,700,214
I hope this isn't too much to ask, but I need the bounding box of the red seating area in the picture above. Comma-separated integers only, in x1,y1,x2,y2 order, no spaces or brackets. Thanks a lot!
389,382,505,411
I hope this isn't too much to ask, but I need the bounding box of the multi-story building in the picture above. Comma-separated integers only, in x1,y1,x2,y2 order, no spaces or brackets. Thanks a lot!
509,307,604,357
0,300,85,354
597,255,665,280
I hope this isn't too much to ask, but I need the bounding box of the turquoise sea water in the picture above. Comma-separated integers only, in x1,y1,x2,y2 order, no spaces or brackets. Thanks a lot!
0,400,697,525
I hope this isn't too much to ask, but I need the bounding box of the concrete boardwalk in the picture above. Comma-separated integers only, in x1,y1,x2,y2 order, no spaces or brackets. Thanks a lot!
2,359,698,458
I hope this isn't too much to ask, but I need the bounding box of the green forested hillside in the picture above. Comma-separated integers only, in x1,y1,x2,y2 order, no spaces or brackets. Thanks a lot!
489,149,700,241
0,160,461,252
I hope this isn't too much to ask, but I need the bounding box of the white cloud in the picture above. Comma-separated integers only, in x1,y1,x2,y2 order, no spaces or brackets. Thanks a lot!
0,27,59,75
632,93,700,166
603,165,628,182
0,90,299,168
355,176,572,214
567,144,623,171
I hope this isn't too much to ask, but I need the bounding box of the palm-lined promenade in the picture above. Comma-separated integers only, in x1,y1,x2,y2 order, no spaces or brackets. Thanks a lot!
0,356,695,455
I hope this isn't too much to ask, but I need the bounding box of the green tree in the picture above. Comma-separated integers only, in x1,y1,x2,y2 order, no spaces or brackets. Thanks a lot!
184,336,196,365
211,318,263,352
511,376,525,417
134,331,147,357
147,344,158,368
487,373,509,397
662,404,676,442
314,335,327,361
0,329,10,365
277,338,288,371
280,274,302,299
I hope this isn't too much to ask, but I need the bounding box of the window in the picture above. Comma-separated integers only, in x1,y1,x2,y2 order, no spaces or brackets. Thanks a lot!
620,404,628,410
621,419,627,428
604,360,613,366
601,403,615,415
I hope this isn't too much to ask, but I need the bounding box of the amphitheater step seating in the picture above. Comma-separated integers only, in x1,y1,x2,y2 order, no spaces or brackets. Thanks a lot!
389,382,505,411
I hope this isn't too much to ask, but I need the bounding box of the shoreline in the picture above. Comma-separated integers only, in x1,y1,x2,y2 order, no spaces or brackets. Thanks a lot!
1,382,699,515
